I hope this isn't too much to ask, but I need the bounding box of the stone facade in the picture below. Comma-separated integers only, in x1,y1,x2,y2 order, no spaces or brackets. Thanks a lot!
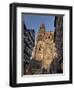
32,24,57,73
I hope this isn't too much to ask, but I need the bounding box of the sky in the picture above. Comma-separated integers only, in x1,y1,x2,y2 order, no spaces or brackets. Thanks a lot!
22,14,55,32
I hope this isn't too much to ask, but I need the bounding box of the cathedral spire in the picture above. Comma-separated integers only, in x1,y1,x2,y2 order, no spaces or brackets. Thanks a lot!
39,23,45,32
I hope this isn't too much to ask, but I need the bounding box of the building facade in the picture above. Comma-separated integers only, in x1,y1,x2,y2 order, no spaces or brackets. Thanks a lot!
22,23,35,75
50,16,63,73
32,24,57,73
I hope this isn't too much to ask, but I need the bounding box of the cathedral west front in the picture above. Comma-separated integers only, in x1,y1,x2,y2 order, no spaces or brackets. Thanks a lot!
32,23,57,73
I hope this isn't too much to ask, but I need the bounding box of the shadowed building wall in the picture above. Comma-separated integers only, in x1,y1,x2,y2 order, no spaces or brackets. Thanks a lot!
22,23,35,75
50,16,63,73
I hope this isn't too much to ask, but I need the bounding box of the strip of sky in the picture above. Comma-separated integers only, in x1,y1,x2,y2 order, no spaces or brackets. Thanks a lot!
22,14,55,32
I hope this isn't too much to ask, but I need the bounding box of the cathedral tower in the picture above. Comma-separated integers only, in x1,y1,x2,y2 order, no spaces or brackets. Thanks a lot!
32,23,57,72
37,24,45,42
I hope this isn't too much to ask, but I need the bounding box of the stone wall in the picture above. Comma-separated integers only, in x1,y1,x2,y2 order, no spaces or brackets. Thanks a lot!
32,24,57,73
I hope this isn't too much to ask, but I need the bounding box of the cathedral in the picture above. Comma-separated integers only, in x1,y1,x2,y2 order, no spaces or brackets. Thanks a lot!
32,24,57,72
